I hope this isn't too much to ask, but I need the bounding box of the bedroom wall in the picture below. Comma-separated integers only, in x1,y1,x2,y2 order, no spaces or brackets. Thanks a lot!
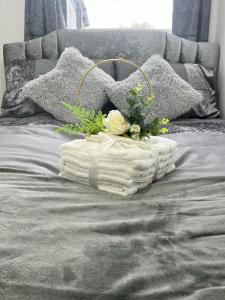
209,0,225,118
0,0,25,106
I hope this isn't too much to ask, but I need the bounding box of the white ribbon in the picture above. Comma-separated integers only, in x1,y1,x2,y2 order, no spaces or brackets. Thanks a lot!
88,138,116,188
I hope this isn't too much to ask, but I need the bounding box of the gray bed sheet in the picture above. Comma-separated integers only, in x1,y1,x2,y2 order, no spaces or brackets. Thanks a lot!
0,113,63,126
1,116,225,300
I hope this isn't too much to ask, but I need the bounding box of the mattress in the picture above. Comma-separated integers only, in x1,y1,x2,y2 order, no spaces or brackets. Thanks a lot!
1,116,225,299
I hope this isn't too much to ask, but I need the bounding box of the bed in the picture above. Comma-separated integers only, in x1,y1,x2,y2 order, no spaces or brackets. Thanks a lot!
1,29,225,300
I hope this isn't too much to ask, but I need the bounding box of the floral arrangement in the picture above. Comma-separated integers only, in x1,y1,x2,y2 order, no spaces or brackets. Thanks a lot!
57,84,169,140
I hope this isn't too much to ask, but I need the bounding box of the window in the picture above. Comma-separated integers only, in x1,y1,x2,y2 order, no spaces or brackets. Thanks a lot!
85,0,173,31
67,0,77,29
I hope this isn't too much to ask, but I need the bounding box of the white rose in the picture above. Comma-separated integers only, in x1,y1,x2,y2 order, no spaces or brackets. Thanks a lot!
104,110,130,135
130,124,141,134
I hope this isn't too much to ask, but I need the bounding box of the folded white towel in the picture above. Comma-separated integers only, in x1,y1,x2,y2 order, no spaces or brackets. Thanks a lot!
61,151,175,181
61,158,175,187
60,134,177,196
61,143,153,161
61,152,156,172
61,156,155,179
61,171,142,196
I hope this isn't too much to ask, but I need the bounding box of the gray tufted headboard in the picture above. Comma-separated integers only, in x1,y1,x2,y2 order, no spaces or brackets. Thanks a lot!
3,28,220,80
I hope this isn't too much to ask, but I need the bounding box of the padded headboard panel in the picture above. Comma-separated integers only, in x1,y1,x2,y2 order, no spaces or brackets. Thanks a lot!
3,28,220,78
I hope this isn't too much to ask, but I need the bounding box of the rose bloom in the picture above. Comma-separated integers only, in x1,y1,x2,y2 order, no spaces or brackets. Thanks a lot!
104,110,130,135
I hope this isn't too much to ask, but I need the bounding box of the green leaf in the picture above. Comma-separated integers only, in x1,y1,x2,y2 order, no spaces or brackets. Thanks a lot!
160,118,170,125
150,127,160,136
134,84,143,94
147,94,155,102
160,127,169,134
57,102,106,136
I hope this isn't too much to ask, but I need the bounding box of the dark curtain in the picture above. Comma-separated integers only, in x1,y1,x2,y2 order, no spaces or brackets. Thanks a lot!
24,0,89,41
172,0,212,42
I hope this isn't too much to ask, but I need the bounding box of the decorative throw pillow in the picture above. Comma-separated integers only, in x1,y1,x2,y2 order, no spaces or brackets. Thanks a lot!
19,48,115,123
115,59,219,119
171,63,220,118
1,59,58,117
1,60,38,116
107,55,202,122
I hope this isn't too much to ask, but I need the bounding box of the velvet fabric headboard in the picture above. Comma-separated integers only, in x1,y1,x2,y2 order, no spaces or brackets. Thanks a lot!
3,28,220,80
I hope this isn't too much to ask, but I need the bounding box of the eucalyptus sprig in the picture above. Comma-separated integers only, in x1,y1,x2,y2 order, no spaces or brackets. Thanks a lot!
125,84,169,138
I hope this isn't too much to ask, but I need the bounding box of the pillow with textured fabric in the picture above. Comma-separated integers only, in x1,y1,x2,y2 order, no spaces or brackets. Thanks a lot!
1,60,40,117
171,63,220,118
115,58,219,119
19,48,115,123
107,55,202,122
1,59,58,117
1,57,115,118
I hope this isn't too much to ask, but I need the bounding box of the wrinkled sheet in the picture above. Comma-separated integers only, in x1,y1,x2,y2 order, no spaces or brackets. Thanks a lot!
0,113,63,126
1,119,225,299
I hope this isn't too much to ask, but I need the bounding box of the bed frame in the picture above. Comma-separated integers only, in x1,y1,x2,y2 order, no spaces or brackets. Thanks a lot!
3,29,220,78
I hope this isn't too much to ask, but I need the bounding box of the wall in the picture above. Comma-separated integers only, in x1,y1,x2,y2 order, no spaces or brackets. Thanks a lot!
209,0,225,118
0,0,25,103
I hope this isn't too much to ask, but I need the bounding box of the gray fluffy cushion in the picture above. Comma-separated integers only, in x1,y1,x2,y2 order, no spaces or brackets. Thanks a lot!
107,55,202,122
19,48,115,123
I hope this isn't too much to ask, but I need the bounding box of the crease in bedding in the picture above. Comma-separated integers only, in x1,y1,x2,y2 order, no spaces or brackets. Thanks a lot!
1,118,225,299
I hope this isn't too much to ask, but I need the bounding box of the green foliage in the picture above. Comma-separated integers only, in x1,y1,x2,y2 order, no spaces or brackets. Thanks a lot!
126,85,169,138
56,102,106,136
148,117,169,136
57,84,169,139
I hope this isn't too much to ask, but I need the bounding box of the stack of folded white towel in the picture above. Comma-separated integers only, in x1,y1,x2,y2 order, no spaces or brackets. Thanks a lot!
60,133,177,196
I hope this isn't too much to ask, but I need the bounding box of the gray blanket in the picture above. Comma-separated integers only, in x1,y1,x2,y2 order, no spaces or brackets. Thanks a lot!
1,119,225,299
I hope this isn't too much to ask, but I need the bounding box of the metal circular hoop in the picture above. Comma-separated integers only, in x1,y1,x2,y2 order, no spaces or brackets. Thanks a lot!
76,57,154,107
